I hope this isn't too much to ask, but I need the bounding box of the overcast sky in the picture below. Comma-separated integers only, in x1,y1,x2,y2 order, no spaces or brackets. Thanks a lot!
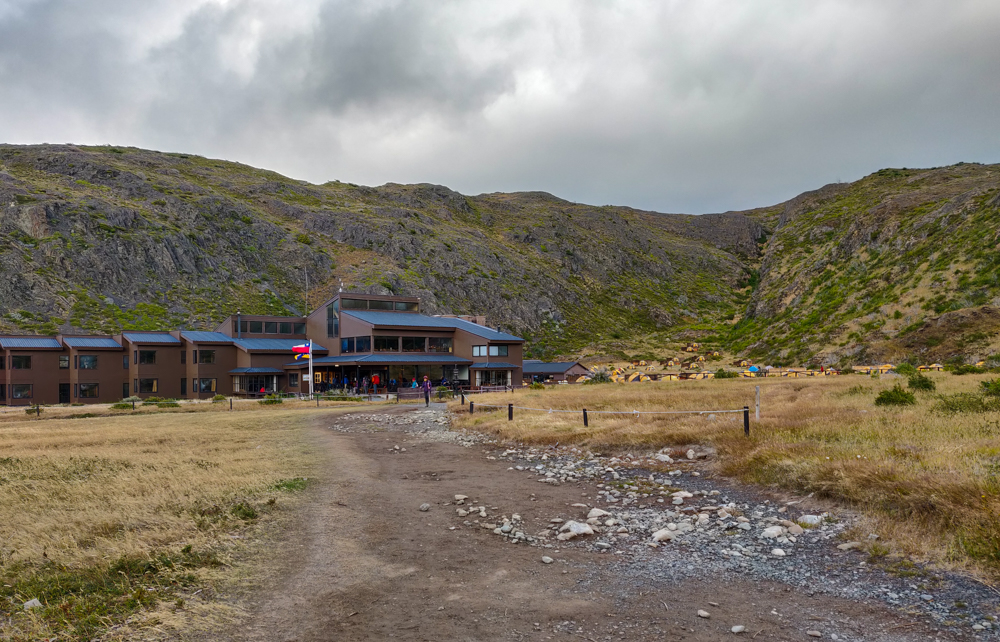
1,0,998,213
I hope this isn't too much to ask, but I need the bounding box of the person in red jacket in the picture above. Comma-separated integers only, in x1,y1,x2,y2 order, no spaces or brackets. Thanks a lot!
421,375,432,407
372,373,381,392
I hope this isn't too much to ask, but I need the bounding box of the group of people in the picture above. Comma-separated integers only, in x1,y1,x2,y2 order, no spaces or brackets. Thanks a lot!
314,373,446,405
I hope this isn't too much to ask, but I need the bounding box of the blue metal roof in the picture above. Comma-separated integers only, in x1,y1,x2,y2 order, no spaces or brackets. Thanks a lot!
228,367,284,374
522,361,583,374
122,332,181,344
470,362,519,369
232,338,327,352
181,331,234,344
62,336,123,349
0,337,62,349
342,310,523,341
288,354,473,367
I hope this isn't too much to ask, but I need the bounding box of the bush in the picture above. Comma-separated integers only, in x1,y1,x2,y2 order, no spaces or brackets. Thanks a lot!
952,365,987,375
894,362,917,376
529,382,546,390
981,378,1000,397
110,402,133,410
230,502,258,520
258,394,283,405
584,367,612,384
907,373,936,392
212,394,226,402
157,401,180,408
845,384,869,396
123,396,141,403
874,385,916,406
24,406,42,416
935,393,1000,414
714,369,739,379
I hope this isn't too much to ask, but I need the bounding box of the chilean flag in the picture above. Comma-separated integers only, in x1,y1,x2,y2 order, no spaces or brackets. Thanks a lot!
293,341,311,360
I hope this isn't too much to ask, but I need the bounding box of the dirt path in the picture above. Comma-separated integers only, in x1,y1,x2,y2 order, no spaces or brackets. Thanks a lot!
223,405,973,641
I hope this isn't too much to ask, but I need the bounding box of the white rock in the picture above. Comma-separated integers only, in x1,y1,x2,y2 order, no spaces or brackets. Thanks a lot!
806,631,821,638
587,508,610,519
732,625,746,634
737,522,751,531
541,556,554,564
771,548,786,557
798,514,823,526
687,449,696,460
556,520,595,540
787,523,804,535
419,503,431,512
454,494,468,501
456,509,468,517
697,609,710,618
671,490,694,498
837,541,862,551
762,525,784,538
672,498,684,505
23,598,42,610
654,453,673,462
652,528,675,542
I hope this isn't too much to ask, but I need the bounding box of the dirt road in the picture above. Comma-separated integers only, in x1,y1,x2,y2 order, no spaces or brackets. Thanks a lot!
221,405,975,641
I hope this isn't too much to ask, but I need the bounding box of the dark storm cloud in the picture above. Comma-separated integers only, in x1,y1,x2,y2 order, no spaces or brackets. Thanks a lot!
1,0,999,212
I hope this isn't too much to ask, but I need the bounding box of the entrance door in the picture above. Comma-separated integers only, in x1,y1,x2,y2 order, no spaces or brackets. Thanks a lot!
59,383,70,404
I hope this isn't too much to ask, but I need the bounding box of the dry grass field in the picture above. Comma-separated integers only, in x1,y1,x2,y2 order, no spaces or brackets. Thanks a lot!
450,373,1000,577
0,407,341,641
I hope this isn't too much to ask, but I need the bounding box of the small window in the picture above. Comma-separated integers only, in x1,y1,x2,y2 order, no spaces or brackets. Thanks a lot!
79,383,99,398
138,350,156,365
289,373,299,387
59,355,70,369
428,337,453,353
341,298,367,310
198,378,217,393
11,355,31,369
181,350,186,364
181,378,187,396
369,300,393,310
374,336,399,352
138,378,158,393
294,323,306,334
79,355,98,370
489,345,508,357
123,354,128,369
394,301,418,311
123,383,129,399
472,346,486,357
133,379,138,393
401,337,425,352
341,337,355,353
264,322,278,334
198,350,215,364
11,384,32,399
355,336,371,352
279,322,292,334
240,321,249,333
249,321,263,333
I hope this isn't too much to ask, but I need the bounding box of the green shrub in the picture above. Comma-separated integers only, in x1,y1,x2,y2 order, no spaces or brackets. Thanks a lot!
953,365,987,375
845,384,869,396
714,369,739,379
934,393,1000,414
907,373,936,392
980,378,1000,397
230,502,258,520
123,396,141,403
874,385,916,406
110,402,133,410
157,401,180,408
895,362,917,376
529,382,546,390
258,394,283,405
211,394,226,402
584,367,612,384
24,406,42,416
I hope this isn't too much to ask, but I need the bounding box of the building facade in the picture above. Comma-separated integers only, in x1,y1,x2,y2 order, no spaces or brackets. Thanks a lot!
0,293,523,405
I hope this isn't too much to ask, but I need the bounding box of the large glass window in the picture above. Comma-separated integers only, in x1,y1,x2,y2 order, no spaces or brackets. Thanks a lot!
341,298,367,309
139,378,158,393
138,350,156,365
374,336,399,352
11,384,32,399
369,300,393,310
249,321,263,333
489,345,509,357
294,322,306,334
79,355,98,369
59,355,69,369
402,337,425,352
341,337,355,353
472,346,486,357
355,336,371,352
428,337,453,353
79,383,99,398
11,356,31,369
327,302,339,337
198,350,216,364
289,373,299,387
198,378,217,393
394,301,418,311
264,322,278,334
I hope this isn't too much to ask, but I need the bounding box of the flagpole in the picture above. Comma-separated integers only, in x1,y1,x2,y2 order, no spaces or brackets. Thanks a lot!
308,340,314,399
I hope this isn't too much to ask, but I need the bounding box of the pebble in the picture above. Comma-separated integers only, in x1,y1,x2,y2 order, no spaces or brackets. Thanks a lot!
419,503,431,512
771,548,786,557
806,631,821,638
541,556,554,564
23,598,42,610
798,514,823,526
697,609,710,618
836,541,862,551
595,542,612,550
731,625,745,634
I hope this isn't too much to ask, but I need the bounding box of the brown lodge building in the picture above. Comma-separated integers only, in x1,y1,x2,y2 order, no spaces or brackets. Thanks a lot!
0,293,524,406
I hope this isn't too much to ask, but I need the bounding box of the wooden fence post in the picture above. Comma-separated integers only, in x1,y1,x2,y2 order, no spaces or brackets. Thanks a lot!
743,406,750,436
508,403,513,421
470,401,474,414
583,408,588,427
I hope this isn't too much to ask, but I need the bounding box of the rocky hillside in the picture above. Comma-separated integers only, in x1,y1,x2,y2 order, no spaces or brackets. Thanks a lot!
0,145,760,358
2,144,998,365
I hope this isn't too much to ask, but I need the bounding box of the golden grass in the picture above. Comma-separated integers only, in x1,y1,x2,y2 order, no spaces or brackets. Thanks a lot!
0,407,337,640
451,374,1000,575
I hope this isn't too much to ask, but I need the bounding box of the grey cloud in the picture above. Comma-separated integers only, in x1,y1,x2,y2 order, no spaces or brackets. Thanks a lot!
0,0,999,213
